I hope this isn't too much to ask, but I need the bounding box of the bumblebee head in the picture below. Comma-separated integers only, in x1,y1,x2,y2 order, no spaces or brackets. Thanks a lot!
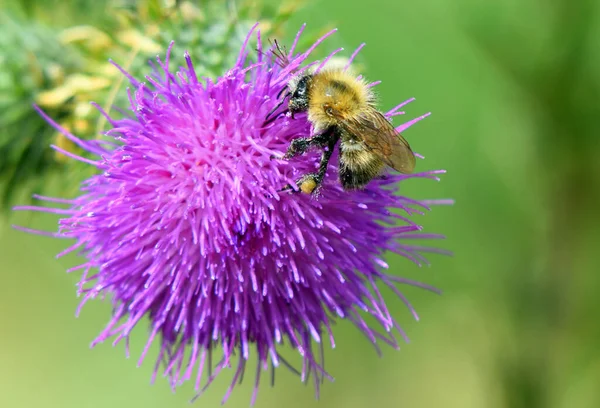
264,74,313,125
288,74,312,118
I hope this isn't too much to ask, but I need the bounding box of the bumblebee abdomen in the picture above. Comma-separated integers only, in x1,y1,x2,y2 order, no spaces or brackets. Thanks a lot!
338,140,384,190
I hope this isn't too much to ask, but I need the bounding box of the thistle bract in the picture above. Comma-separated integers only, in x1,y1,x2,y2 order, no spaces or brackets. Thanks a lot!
15,24,449,404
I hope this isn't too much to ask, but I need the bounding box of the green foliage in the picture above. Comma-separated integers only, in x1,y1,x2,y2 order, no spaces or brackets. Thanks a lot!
0,0,307,207
461,1,600,406
0,11,84,207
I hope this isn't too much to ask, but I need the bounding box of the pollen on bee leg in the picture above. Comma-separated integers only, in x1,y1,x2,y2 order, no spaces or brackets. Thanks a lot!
300,178,317,194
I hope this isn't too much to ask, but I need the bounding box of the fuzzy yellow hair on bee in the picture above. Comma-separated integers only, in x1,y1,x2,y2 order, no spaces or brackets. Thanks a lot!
304,69,375,134
269,62,415,196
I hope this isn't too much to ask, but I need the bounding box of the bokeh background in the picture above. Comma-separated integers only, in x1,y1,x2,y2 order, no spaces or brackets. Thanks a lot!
1,0,599,407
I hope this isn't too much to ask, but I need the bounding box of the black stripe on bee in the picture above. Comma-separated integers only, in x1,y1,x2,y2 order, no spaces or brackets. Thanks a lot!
329,80,349,92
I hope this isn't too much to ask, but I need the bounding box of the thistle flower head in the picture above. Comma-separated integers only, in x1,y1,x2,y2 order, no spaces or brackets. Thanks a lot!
15,24,450,404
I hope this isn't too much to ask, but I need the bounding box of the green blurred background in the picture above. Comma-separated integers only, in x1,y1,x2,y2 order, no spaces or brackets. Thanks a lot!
1,0,600,407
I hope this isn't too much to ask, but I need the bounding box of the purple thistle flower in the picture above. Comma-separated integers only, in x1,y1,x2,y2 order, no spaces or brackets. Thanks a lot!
14,24,451,404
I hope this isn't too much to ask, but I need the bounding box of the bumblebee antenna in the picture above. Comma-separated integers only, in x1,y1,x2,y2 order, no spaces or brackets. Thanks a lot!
264,105,289,126
264,88,290,125
276,85,288,99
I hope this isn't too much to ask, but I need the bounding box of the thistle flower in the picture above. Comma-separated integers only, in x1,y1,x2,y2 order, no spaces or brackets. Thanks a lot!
14,25,450,404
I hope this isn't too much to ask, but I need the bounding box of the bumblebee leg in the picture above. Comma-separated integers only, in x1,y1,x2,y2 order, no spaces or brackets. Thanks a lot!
271,131,333,160
277,173,318,195
315,141,336,183
282,137,313,159
291,134,340,196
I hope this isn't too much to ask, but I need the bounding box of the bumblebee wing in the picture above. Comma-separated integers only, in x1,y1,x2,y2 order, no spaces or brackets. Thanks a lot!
340,109,416,173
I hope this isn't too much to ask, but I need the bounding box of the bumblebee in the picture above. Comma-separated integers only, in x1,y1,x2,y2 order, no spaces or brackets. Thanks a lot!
267,61,416,195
